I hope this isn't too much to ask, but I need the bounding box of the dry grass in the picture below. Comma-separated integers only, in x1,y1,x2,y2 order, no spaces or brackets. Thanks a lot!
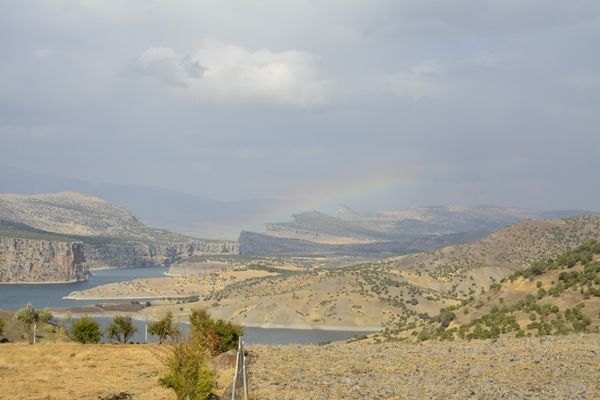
0,343,175,400
0,343,234,400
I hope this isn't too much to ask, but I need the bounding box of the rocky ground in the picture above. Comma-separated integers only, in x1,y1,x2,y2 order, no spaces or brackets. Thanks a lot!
248,334,600,399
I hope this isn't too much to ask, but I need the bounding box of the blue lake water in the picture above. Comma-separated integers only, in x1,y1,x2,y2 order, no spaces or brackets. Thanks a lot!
0,267,377,344
0,266,168,310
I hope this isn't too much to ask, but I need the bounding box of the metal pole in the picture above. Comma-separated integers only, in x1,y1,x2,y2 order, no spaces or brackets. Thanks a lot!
145,323,148,344
242,338,248,400
231,338,241,400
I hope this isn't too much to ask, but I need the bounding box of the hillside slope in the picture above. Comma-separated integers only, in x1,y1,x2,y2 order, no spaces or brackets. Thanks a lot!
409,240,600,342
205,215,600,330
0,192,186,241
389,214,600,298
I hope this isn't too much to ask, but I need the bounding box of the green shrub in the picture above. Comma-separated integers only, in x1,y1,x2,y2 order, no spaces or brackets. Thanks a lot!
106,315,138,344
148,312,180,344
158,339,213,400
188,308,243,355
439,310,456,329
14,303,53,344
70,316,102,344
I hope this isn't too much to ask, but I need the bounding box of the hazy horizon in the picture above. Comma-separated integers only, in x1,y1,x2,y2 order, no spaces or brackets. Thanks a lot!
1,1,599,215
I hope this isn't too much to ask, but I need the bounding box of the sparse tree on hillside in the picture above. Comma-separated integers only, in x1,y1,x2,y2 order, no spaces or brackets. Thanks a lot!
106,315,138,344
0,319,4,337
148,312,180,344
70,316,102,344
14,303,53,344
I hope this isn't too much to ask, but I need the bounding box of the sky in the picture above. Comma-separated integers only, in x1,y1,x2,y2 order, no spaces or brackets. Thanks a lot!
1,0,599,213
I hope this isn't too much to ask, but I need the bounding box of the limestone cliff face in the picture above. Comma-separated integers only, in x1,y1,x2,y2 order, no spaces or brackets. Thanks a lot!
0,237,88,283
84,239,239,269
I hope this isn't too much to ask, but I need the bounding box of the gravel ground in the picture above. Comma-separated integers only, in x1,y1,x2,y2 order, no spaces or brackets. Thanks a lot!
248,334,600,399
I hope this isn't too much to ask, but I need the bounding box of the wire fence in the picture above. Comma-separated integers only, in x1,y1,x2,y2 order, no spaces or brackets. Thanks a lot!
231,336,248,400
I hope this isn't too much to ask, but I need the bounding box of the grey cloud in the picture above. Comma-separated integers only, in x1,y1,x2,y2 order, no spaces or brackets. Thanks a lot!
0,0,598,213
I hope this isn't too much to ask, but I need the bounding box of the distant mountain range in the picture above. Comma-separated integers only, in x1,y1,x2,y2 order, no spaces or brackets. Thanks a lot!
240,206,591,257
1,166,593,255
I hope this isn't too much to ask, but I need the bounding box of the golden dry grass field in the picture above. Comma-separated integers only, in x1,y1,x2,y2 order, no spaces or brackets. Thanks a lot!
0,343,175,400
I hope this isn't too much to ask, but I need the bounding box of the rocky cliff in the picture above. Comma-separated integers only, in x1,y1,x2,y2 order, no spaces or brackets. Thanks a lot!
0,192,240,272
84,239,239,269
0,237,88,283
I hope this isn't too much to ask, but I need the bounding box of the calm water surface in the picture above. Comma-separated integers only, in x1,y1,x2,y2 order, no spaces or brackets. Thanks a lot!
0,267,167,310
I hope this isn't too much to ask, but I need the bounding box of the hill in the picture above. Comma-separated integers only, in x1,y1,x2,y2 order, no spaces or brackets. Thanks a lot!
0,165,278,239
195,215,600,330
409,240,600,342
0,192,188,241
245,205,590,257
0,192,238,280
388,214,600,298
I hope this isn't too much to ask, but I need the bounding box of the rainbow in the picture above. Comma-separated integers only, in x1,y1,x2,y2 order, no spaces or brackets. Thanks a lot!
243,171,422,229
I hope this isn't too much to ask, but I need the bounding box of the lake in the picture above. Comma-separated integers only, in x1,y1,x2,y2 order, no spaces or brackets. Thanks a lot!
0,267,168,310
0,267,378,344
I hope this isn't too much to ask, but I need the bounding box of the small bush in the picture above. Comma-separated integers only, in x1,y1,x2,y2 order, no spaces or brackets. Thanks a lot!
188,308,243,355
107,315,138,344
158,339,213,400
14,303,53,344
70,316,102,344
148,312,180,344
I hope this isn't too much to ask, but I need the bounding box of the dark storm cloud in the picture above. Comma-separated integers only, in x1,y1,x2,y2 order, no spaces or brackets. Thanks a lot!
0,1,598,211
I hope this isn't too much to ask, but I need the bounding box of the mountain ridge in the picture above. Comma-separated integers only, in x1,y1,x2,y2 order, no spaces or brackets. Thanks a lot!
0,192,238,280
245,205,592,257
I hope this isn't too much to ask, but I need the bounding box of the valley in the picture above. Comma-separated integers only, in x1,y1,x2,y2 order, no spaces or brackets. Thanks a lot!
53,215,600,334
2,192,599,400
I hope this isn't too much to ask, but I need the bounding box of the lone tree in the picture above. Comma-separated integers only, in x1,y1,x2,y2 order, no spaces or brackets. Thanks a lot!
148,312,180,344
106,315,138,344
14,303,53,344
70,316,102,344
0,319,4,337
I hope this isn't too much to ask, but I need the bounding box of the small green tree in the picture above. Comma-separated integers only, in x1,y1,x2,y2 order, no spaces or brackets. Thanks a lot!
0,319,4,337
14,303,53,344
439,310,456,329
213,319,243,354
106,315,138,344
70,316,102,344
158,339,214,400
148,312,180,344
188,308,243,355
